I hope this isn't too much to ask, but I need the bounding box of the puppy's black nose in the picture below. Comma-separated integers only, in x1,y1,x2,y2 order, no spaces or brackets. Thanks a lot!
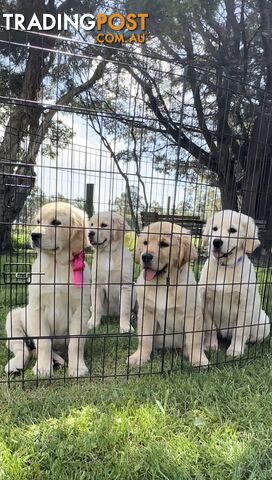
31,232,41,242
88,231,95,240
213,238,223,249
142,253,153,264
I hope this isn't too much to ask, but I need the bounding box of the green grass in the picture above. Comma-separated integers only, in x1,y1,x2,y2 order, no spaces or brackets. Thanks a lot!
1,254,272,478
1,359,272,479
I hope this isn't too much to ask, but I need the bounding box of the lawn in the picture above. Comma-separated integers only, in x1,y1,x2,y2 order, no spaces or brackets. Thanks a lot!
1,358,272,479
0,252,272,478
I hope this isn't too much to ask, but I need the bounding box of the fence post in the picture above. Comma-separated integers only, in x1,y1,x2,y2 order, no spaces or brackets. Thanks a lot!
167,196,171,215
86,183,94,218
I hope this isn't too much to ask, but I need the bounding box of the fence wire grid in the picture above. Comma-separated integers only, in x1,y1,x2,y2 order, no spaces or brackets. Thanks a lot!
1,29,272,385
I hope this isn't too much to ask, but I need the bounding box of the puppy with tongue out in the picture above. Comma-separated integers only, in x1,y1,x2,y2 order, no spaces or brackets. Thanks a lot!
128,222,209,368
142,251,168,282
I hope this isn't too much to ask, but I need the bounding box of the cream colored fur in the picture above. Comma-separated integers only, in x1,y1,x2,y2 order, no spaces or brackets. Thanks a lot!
199,210,270,357
88,212,136,333
128,221,209,368
5,202,90,378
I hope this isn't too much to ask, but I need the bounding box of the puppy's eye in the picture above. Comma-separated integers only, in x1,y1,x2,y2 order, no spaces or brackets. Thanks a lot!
229,227,237,234
212,227,218,231
51,219,61,226
143,240,148,246
159,241,169,248
90,223,93,227
101,223,108,228
37,219,40,224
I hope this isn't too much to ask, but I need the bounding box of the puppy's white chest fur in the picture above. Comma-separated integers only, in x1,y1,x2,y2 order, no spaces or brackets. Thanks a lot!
137,265,198,330
202,259,243,294
91,244,135,319
29,254,90,319
199,255,260,329
93,247,132,282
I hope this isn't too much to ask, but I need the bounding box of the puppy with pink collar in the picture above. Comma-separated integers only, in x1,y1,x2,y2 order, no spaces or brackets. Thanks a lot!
5,202,90,378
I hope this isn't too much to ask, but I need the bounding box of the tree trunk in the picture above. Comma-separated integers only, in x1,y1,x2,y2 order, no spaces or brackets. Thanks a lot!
0,0,54,253
0,128,40,252
0,176,35,253
219,183,239,210
0,224,13,253
217,148,239,211
241,110,272,249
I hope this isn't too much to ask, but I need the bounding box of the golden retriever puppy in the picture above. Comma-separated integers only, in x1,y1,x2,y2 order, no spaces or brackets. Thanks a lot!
5,202,90,377
128,221,209,367
199,210,270,357
88,212,136,333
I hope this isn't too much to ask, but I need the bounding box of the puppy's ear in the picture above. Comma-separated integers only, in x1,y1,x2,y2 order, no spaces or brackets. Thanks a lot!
241,214,260,253
71,207,89,253
178,228,198,268
202,216,212,246
112,214,130,241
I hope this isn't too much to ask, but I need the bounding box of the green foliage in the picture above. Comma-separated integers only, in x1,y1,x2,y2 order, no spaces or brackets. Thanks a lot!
42,120,74,159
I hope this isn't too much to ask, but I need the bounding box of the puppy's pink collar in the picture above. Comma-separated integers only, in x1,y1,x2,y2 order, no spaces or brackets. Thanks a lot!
71,251,85,287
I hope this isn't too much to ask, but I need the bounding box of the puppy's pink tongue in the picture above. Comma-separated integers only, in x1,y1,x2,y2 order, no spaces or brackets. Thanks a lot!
143,269,157,281
213,251,222,258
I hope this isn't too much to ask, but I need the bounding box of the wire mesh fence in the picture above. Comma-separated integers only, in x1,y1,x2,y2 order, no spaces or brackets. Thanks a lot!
1,28,272,384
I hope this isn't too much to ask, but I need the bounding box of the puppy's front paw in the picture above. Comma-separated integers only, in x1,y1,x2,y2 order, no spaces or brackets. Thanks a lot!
204,333,219,352
5,357,23,375
226,344,244,358
120,323,134,334
127,350,150,367
87,316,94,330
191,353,210,368
53,352,65,367
87,315,101,330
68,363,89,377
32,362,52,378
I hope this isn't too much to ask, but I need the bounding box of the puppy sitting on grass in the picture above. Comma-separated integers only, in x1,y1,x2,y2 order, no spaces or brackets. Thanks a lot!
128,221,209,368
88,212,137,333
199,210,270,357
5,202,90,378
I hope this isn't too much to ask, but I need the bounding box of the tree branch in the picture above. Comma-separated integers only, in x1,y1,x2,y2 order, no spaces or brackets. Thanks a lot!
85,92,140,232
130,84,148,210
183,26,217,153
258,0,272,94
125,64,217,172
